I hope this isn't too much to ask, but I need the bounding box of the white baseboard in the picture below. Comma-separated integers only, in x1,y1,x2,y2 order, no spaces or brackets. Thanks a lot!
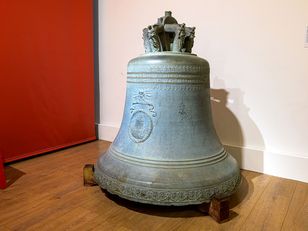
97,123,308,183
225,145,308,183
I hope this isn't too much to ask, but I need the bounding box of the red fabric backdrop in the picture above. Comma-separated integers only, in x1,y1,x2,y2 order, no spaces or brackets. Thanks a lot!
0,0,95,167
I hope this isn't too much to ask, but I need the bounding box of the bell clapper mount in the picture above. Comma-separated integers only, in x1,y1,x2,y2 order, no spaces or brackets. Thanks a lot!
143,11,195,53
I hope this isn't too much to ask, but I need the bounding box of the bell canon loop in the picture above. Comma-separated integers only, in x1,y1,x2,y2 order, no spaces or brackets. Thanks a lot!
95,11,241,206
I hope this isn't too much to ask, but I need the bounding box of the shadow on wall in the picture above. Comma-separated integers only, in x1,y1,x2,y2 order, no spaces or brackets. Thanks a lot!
210,77,265,173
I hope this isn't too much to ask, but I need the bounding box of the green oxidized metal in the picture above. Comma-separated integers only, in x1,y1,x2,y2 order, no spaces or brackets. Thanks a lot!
94,11,241,206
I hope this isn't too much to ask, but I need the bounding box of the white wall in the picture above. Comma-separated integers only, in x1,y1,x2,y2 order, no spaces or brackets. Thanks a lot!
98,0,308,183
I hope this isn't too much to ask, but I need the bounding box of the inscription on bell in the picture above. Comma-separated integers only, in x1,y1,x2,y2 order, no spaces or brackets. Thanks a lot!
129,111,153,143
130,90,157,117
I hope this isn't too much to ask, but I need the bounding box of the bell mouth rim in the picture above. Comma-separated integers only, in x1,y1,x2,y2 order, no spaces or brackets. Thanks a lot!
94,164,241,206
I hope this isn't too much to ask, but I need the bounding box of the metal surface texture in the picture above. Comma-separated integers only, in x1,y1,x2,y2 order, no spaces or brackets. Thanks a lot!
95,12,241,206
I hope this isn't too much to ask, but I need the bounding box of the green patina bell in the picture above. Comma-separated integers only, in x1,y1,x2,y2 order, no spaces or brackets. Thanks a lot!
94,11,241,206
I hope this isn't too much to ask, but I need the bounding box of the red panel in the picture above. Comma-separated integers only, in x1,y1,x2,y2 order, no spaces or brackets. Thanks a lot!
0,154,6,189
0,0,95,164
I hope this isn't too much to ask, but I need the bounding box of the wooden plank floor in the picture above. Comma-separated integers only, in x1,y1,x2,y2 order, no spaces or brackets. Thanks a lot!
0,140,307,231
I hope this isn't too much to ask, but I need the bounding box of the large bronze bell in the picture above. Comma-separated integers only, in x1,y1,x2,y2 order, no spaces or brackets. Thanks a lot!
95,12,241,206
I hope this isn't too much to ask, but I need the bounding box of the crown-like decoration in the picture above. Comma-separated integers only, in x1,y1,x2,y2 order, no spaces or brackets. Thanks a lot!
143,11,195,53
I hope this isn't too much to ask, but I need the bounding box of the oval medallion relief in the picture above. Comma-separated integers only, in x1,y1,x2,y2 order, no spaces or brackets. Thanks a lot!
129,111,153,143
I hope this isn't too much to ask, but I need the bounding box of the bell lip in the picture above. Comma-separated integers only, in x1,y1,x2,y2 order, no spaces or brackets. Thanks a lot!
94,149,241,206
94,161,241,206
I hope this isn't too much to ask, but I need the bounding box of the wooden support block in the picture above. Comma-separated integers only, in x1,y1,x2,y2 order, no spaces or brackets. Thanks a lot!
83,164,97,187
208,197,230,222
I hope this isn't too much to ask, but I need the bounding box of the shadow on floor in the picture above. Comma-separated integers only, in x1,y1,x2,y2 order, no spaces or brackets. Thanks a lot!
4,166,26,187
